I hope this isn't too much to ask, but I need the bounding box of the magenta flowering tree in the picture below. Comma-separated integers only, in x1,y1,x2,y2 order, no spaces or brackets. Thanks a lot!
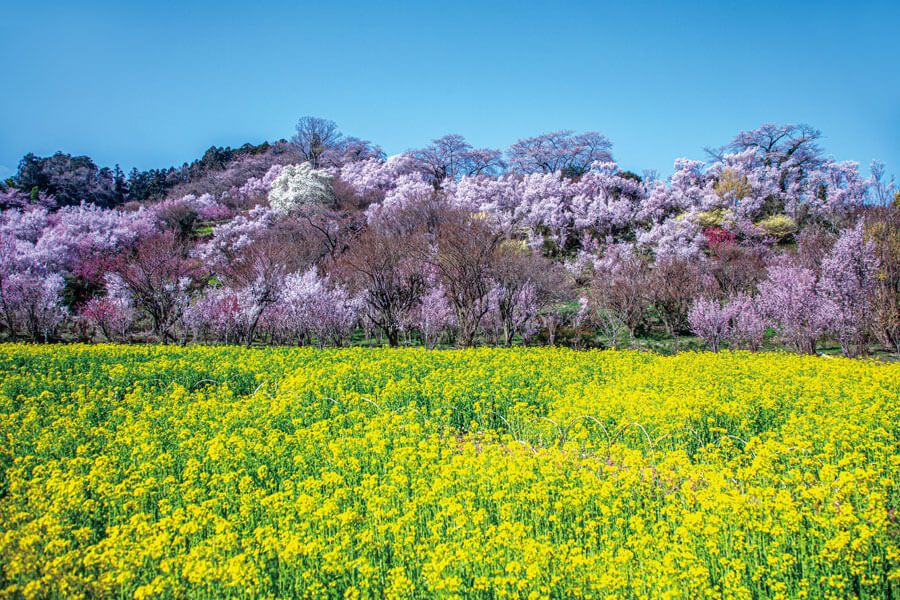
79,295,134,342
817,223,880,356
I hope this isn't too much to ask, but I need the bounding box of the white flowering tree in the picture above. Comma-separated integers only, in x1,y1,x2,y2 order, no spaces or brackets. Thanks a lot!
268,163,335,215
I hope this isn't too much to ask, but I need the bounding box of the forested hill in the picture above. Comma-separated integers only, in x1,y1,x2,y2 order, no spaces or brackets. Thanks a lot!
1,118,898,356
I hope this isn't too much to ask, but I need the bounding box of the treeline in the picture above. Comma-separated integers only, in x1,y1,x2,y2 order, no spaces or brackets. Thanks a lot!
1,118,898,356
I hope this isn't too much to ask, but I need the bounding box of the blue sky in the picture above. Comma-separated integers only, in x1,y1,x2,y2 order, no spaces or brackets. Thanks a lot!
1,0,898,180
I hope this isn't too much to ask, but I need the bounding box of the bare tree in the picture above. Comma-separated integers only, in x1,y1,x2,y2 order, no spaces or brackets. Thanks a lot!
865,205,900,353
583,249,649,349
334,228,427,347
648,256,704,353
113,232,200,344
423,208,503,347
490,244,570,346
706,242,769,298
292,116,343,168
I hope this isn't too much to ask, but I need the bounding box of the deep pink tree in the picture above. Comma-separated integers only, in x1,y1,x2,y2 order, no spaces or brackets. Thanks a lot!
79,295,134,342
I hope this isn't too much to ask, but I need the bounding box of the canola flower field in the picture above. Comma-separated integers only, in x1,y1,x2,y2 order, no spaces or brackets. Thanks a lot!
1,345,899,600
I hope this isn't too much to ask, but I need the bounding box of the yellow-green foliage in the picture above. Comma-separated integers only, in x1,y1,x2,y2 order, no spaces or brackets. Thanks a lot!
756,214,798,242
697,208,729,230
714,169,753,201
1,345,899,599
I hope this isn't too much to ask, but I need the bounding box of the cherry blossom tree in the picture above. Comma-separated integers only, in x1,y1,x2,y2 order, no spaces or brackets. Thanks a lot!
729,293,767,351
338,154,419,200
405,282,458,349
2,272,67,342
411,134,505,182
276,268,359,347
757,258,827,354
688,297,731,353
507,131,613,177
817,223,880,356
183,287,250,345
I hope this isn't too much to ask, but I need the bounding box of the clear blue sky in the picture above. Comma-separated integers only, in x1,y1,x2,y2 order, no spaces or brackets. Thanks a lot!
1,0,897,180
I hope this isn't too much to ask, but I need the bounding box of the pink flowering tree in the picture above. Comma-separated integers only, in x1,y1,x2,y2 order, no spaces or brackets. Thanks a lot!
721,292,767,351
817,223,880,356
405,283,457,349
411,134,505,182
757,259,827,354
688,297,731,353
275,268,359,347
338,154,419,200
183,286,250,345
507,130,613,177
2,272,67,342
79,294,134,343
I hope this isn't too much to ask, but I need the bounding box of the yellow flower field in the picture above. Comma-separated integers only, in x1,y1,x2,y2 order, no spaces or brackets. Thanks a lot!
1,344,898,599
